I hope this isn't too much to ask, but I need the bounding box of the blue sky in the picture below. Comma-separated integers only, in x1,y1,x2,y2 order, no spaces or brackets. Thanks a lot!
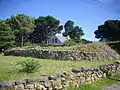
0,0,120,41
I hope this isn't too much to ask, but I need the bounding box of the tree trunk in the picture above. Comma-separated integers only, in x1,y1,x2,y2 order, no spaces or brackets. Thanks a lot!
21,36,24,47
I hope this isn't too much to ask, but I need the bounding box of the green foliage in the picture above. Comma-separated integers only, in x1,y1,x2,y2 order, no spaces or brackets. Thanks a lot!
63,20,84,40
63,39,91,46
30,16,63,43
108,71,120,81
94,20,120,41
24,42,33,46
0,20,15,50
0,14,86,49
81,39,93,44
64,39,82,46
8,14,35,47
17,59,41,73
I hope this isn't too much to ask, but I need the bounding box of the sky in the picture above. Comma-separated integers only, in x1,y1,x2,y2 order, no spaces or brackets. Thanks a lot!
0,0,120,41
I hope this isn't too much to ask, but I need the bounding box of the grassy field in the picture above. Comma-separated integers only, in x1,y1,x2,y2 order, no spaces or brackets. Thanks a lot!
0,54,117,82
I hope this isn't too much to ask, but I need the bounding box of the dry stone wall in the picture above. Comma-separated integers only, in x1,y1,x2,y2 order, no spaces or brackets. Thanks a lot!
4,49,119,60
0,61,120,90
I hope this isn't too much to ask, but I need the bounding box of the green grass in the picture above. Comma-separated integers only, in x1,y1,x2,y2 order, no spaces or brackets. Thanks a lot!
10,42,109,52
0,54,117,82
67,84,101,90
109,71,120,80
67,78,118,90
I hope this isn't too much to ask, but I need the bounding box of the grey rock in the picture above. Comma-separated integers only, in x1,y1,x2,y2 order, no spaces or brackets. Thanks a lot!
39,76,49,82
48,75,58,80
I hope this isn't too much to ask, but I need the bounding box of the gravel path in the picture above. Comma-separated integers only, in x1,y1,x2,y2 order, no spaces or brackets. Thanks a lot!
103,83,120,90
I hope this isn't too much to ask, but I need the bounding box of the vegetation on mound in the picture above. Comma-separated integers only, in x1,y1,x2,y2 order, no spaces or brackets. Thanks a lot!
8,42,118,53
0,54,116,82
72,42,114,52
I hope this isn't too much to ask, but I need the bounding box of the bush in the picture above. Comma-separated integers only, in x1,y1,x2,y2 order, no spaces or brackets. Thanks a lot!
64,39,82,46
24,42,33,46
64,39,76,46
17,59,41,73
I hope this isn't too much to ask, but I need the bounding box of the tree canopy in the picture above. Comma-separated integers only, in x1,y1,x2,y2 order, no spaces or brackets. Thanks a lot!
30,16,63,43
0,14,87,50
63,20,84,40
8,14,35,46
94,20,120,41
0,20,15,50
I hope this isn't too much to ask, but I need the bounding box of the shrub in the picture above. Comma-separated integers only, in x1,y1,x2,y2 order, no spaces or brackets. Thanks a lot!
24,42,33,46
64,39,76,46
64,39,82,46
17,59,41,73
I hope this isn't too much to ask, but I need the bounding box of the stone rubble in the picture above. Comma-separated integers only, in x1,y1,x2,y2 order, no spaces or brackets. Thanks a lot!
0,61,120,90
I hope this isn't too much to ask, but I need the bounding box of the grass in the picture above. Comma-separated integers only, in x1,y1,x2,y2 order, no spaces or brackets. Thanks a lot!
108,71,120,81
10,42,109,52
67,78,118,90
0,54,117,82
67,83,101,90
67,77,119,90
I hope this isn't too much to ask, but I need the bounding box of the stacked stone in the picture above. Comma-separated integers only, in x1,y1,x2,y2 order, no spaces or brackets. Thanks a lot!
0,61,120,90
4,49,119,61
0,73,70,90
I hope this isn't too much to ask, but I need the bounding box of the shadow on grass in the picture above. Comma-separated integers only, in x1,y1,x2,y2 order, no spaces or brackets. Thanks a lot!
107,42,120,55
106,71,120,82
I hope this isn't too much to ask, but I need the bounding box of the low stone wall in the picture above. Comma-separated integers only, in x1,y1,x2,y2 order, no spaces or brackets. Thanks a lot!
0,61,120,90
4,49,119,60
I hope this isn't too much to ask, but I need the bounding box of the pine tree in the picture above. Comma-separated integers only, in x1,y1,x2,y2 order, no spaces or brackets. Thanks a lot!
0,20,15,50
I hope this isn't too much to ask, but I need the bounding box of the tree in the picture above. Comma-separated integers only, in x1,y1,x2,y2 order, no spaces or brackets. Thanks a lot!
94,20,120,41
0,20,15,51
8,14,35,47
30,16,63,43
63,20,84,40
